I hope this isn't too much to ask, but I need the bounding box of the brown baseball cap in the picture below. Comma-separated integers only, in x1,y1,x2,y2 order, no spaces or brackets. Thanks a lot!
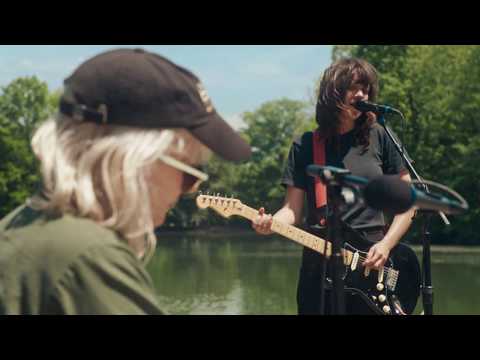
59,48,251,162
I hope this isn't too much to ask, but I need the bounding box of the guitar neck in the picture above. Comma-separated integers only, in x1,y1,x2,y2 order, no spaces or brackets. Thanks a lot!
238,204,353,265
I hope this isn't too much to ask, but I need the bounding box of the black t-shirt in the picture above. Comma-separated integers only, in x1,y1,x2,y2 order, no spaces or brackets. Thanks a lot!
281,123,407,231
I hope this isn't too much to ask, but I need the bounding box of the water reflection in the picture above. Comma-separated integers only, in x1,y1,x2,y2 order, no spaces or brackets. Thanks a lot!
147,232,480,315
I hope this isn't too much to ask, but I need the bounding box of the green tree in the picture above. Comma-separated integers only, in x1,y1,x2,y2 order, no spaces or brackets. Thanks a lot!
164,99,315,229
234,99,314,212
0,77,57,217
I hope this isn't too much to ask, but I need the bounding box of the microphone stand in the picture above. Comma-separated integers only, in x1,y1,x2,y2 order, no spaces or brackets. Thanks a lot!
327,183,347,315
319,169,362,315
377,114,450,316
309,167,367,315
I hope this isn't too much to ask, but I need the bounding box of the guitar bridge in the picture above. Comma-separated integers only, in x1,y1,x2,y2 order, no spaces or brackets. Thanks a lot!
386,269,399,291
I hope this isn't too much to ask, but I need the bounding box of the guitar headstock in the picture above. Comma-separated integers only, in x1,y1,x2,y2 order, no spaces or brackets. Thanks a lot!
196,193,244,218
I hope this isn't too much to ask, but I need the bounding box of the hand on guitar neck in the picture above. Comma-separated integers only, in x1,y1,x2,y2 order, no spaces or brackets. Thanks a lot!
252,207,274,235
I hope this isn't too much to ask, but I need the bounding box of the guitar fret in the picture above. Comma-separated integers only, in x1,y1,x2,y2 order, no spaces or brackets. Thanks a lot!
247,204,354,265
196,195,354,266
271,218,355,264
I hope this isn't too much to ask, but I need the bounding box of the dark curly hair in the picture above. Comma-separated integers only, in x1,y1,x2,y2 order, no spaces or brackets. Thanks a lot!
316,58,379,151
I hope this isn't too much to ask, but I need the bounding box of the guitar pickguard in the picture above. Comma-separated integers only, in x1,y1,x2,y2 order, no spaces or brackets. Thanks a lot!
323,239,420,315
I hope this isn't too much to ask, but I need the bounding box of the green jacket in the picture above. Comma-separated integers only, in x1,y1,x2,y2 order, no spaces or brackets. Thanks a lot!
0,205,164,315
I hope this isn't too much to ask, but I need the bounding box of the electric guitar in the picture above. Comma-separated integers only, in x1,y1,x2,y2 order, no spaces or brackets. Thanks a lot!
196,194,421,315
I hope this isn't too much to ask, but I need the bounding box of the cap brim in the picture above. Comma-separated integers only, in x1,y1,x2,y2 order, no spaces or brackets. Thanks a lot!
190,113,251,162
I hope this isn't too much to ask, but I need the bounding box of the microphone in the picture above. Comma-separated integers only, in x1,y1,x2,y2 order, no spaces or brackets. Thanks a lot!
306,165,368,187
354,100,402,115
364,175,469,215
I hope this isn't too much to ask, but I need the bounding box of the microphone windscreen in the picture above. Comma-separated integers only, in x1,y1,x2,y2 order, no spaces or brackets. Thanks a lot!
354,100,376,113
364,175,414,214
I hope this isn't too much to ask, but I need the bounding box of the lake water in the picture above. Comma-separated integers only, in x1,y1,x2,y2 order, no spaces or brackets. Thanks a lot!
147,231,480,315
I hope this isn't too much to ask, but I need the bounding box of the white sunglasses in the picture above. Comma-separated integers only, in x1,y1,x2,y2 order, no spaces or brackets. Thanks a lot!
157,154,209,194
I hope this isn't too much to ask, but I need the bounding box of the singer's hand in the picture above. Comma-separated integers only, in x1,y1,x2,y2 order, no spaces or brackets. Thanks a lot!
252,207,274,235
364,241,391,271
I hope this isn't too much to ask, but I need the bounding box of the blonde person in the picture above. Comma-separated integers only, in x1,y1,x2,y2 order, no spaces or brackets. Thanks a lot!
0,48,251,315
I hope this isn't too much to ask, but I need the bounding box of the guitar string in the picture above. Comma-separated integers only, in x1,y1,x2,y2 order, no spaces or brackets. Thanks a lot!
297,236,399,284
276,222,398,281
223,204,398,283
299,232,396,278
210,203,398,293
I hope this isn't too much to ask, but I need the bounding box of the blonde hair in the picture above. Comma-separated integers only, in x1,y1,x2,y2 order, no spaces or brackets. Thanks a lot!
29,114,210,262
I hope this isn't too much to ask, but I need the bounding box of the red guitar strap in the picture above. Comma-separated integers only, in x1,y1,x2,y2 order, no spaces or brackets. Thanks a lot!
313,130,327,226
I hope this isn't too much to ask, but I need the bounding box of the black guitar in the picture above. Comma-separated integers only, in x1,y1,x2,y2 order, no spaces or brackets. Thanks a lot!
197,194,422,315
321,229,421,315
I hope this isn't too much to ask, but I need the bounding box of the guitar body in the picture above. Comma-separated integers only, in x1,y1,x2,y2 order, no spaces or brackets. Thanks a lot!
324,235,422,315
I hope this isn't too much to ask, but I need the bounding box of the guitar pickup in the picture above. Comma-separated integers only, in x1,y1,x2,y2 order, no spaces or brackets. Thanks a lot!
350,252,359,271
378,267,384,283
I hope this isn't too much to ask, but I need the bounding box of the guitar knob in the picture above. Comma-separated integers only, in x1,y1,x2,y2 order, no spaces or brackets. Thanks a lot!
371,296,377,301
376,283,384,291
383,305,391,314
378,294,386,303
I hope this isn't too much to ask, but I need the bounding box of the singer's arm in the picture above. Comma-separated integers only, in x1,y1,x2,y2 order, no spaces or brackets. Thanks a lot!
364,172,415,270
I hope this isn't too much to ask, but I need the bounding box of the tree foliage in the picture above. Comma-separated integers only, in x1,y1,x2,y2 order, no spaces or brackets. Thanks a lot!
0,77,58,216
164,99,315,229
